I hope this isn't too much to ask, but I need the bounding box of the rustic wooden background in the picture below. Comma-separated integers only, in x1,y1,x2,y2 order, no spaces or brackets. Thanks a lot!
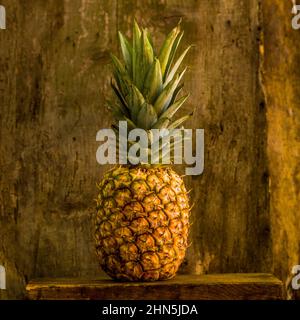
0,0,299,299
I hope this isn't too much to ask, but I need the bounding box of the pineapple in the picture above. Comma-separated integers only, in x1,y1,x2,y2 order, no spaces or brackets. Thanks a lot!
95,20,192,281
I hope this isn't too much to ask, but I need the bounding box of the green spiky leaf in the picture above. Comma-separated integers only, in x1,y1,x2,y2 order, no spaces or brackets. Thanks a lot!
110,80,129,111
169,83,184,106
110,54,132,98
152,117,170,129
137,103,158,129
164,46,191,87
153,67,186,115
158,94,189,121
127,84,146,123
168,112,193,129
164,31,184,81
111,53,126,74
141,29,154,79
118,31,132,76
143,58,163,103
158,23,181,78
132,20,142,87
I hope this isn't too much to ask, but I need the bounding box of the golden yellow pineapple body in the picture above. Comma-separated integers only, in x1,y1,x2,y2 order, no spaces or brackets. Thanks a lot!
95,166,190,281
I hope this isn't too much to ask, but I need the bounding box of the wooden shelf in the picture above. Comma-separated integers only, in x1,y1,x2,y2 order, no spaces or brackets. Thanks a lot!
26,273,284,300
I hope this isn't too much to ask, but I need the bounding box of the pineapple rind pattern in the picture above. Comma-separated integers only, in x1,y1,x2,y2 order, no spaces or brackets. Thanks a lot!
95,166,190,281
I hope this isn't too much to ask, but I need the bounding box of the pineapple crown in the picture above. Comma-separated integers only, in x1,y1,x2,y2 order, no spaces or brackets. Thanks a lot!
107,20,193,165
109,20,192,131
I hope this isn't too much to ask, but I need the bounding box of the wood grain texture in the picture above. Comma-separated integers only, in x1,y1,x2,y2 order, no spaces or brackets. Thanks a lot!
261,0,300,300
1,0,296,300
26,274,284,300
0,0,117,299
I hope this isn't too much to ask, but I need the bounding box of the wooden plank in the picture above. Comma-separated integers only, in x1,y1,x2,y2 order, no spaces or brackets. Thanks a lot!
26,274,284,300
261,0,300,300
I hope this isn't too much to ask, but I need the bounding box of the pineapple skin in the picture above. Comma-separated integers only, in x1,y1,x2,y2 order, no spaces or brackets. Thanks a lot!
95,165,190,281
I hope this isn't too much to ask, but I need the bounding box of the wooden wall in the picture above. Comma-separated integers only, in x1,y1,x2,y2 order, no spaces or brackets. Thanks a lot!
0,0,299,299
262,0,300,299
